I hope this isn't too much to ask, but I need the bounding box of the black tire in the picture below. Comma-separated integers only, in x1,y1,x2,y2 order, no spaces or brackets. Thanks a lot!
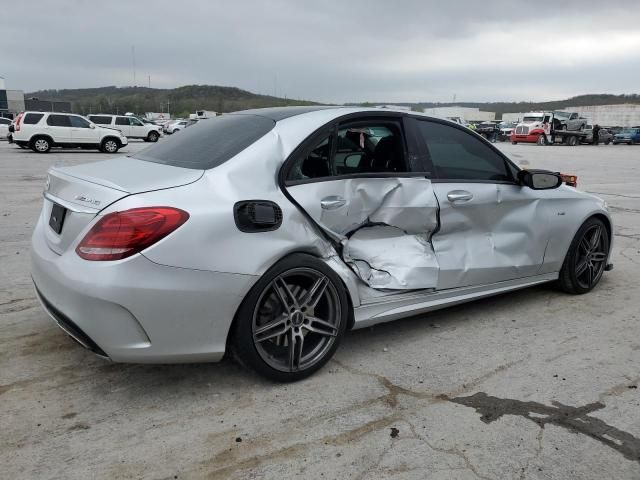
605,140,611,145
512,141,517,145
147,131,159,142
30,136,51,153
233,253,348,382
101,138,120,153
536,135,546,146
567,136,578,146
558,217,609,294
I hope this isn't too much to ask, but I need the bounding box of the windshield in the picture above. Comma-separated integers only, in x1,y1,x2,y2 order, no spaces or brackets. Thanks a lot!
522,116,543,123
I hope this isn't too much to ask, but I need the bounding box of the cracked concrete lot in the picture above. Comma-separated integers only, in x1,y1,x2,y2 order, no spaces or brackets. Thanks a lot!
1,139,639,479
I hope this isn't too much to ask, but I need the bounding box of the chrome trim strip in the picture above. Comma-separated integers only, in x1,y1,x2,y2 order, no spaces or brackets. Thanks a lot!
43,192,98,214
353,273,558,329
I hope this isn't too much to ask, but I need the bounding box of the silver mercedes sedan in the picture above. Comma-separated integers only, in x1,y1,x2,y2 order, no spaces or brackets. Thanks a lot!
31,106,613,381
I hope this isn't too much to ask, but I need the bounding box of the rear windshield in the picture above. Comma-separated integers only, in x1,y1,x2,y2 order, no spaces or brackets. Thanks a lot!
132,114,275,169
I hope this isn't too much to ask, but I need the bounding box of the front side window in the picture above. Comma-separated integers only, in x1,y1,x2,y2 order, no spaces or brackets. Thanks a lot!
0,118,11,125
46,114,71,127
70,116,91,128
130,118,143,126
115,117,130,126
417,120,512,182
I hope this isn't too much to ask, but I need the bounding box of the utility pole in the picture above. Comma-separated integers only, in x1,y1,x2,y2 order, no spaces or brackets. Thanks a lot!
148,75,151,88
132,45,137,86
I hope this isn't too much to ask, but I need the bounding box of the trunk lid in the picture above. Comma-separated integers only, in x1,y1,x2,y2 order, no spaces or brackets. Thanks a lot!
42,156,203,255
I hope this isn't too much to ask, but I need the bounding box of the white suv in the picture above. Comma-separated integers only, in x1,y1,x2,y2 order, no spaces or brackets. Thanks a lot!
12,112,128,153
87,114,162,142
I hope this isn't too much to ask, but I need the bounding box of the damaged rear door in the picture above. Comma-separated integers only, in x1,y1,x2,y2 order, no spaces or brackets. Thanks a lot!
282,115,440,290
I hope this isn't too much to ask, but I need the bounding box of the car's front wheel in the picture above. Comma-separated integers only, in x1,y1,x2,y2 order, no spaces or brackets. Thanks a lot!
147,131,159,142
101,138,120,153
558,217,609,294
233,253,348,382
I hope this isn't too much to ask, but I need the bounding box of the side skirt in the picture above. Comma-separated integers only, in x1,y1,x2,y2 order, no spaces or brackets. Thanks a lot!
352,273,558,329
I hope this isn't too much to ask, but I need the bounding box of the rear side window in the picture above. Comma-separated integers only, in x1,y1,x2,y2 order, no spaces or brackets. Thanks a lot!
47,115,72,127
416,120,512,182
23,113,44,124
89,115,112,124
115,117,130,126
132,114,275,170
0,118,11,125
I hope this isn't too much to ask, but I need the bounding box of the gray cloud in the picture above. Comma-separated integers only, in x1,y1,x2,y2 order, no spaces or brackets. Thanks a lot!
2,0,639,102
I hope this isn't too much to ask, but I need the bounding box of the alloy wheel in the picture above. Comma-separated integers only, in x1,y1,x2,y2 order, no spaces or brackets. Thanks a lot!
251,267,341,373
104,140,118,153
34,139,49,152
575,224,607,289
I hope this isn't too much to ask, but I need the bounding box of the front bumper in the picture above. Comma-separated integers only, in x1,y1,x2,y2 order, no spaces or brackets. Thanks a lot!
511,134,541,143
31,217,257,363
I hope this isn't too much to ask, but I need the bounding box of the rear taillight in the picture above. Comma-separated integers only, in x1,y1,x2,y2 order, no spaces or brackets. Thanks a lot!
76,207,189,261
15,112,23,131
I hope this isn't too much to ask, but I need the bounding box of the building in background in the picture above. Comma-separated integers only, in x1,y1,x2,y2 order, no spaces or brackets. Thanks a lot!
422,106,495,122
24,97,72,113
559,104,640,127
0,76,26,119
503,105,640,127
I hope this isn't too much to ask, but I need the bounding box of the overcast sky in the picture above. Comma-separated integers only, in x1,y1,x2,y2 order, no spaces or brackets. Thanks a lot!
2,1,639,103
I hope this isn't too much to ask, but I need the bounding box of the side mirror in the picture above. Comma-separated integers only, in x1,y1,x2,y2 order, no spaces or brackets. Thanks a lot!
89,124,96,129
518,169,563,190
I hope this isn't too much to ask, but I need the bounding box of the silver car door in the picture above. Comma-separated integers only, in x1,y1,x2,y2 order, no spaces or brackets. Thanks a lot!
414,118,551,289
283,118,439,290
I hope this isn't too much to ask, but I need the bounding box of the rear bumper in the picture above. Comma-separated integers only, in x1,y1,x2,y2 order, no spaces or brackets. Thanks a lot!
31,216,258,363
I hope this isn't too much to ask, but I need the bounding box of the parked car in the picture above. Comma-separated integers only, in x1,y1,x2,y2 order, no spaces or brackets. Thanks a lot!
554,111,588,131
0,117,12,140
87,114,161,142
165,119,197,134
581,125,613,145
31,107,612,381
162,119,181,134
498,121,517,141
612,128,640,145
12,112,128,153
474,122,500,142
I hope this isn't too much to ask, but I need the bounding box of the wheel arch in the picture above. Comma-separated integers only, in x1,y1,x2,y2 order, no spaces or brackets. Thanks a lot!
101,135,122,146
224,249,358,356
30,134,54,146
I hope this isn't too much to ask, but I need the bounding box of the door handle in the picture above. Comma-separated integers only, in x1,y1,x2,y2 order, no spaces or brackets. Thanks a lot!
320,196,346,210
447,190,473,203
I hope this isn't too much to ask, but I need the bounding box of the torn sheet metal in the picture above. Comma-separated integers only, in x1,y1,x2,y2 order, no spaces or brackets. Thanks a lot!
318,178,439,238
286,177,440,290
343,226,439,290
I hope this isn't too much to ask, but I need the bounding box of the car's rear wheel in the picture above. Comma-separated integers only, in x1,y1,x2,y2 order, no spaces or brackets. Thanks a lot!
101,138,120,153
558,217,609,294
233,254,348,382
31,136,51,153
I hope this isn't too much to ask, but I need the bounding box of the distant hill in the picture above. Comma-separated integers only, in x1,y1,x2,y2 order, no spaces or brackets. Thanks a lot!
26,85,321,117
352,94,640,117
25,86,640,119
